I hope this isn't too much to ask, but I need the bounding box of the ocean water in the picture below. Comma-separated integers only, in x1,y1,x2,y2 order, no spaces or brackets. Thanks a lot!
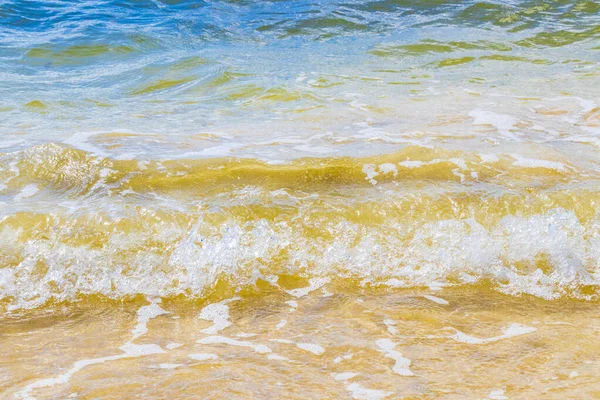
1,0,600,398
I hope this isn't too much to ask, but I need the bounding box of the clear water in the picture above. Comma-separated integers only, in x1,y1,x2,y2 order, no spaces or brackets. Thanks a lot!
1,1,600,399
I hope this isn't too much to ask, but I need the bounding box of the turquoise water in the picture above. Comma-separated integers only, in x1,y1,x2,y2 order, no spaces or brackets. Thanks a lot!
1,0,598,158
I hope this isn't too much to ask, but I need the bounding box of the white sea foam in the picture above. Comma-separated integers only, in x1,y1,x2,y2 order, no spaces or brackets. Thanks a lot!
510,155,568,172
188,353,218,361
375,339,413,376
398,158,467,171
63,131,109,158
296,343,325,355
286,278,330,298
378,163,398,176
275,319,287,330
149,363,183,369
270,338,294,344
469,109,518,139
333,353,353,364
16,298,167,399
267,354,289,361
422,295,449,305
569,371,579,379
285,300,298,311
448,323,536,345
428,282,445,291
0,139,25,149
346,383,393,400
13,184,38,201
236,332,257,338
332,372,359,381
17,344,165,400
132,299,169,340
488,389,508,399
362,164,379,185
479,153,499,163
1,204,599,310
198,297,240,334
383,319,398,335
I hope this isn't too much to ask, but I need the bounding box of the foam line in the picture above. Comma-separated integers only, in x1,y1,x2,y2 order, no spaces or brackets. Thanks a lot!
16,298,168,399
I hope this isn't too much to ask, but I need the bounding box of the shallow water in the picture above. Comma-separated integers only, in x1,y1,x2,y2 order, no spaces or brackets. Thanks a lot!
1,0,600,398
3,286,600,399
